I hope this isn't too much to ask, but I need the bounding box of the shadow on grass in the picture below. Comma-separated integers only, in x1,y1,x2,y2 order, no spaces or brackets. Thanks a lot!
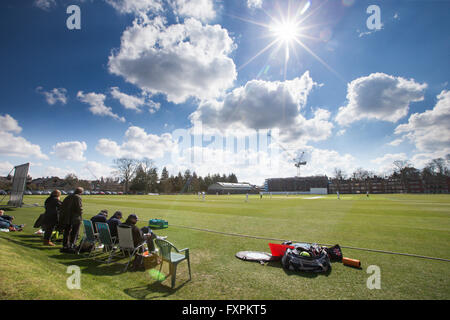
265,260,333,278
1,233,128,276
0,233,61,252
124,279,189,300
48,251,130,277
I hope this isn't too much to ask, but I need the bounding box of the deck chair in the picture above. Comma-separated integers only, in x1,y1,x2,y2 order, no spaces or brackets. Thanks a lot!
155,239,191,289
95,222,117,264
117,225,147,272
77,219,99,256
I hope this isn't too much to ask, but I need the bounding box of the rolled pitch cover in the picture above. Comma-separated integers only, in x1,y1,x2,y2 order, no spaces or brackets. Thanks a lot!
342,257,361,268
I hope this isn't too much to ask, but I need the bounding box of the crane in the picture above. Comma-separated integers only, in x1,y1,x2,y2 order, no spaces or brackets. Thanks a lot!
268,131,307,177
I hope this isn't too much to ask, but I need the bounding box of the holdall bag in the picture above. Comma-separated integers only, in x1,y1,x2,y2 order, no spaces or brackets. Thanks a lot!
325,244,343,262
281,246,331,273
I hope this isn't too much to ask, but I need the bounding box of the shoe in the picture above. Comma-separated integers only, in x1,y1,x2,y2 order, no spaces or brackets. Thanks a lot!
43,240,56,246
157,236,167,240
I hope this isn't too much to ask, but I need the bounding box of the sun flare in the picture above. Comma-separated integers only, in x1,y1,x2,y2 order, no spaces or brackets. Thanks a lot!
270,20,299,43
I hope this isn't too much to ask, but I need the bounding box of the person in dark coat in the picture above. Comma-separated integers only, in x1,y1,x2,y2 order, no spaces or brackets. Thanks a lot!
42,190,62,246
90,210,108,233
0,210,14,222
120,214,162,252
119,214,166,271
59,187,84,251
107,211,123,239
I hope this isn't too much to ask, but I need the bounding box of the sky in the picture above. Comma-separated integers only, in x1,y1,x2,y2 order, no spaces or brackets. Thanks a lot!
0,0,449,185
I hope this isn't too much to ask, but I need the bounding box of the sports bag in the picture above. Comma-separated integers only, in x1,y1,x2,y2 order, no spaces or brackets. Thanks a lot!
281,245,331,273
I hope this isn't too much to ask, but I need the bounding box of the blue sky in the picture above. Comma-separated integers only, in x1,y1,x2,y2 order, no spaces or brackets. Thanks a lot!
0,0,449,184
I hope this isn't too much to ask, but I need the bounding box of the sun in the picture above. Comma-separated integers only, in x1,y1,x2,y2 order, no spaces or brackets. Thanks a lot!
270,20,299,43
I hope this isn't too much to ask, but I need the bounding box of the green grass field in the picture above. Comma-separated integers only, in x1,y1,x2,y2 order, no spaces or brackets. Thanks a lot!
1,193,449,300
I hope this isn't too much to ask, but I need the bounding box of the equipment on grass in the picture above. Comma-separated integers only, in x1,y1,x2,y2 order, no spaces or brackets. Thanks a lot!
235,251,275,264
149,218,168,229
268,243,294,258
324,244,343,262
342,257,361,268
282,245,331,273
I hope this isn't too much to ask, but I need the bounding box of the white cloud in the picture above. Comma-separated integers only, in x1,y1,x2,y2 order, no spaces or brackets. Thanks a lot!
387,138,404,147
336,73,427,126
0,161,14,176
110,87,160,113
168,0,216,22
83,161,114,179
96,126,175,159
77,91,126,122
36,87,67,105
110,87,146,112
0,114,22,134
0,114,47,160
105,0,163,14
34,0,56,11
247,0,263,9
371,152,408,174
42,166,76,178
0,131,48,159
108,17,237,104
52,141,87,161
395,90,450,153
190,72,333,143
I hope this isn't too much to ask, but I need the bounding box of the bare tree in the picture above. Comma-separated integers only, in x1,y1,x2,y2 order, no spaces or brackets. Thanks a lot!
393,160,411,173
113,158,137,193
334,168,345,180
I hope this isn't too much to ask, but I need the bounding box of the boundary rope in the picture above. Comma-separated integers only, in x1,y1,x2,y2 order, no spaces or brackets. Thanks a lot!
170,224,450,263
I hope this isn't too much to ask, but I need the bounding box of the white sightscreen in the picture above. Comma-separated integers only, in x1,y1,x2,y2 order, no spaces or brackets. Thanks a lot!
8,163,29,207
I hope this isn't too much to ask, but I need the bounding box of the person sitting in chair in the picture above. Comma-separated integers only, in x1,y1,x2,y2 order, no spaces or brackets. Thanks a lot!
90,209,108,233
119,214,166,271
107,211,123,239
120,214,166,253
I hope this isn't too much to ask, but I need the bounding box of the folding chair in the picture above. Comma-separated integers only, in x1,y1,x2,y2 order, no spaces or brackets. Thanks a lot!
77,219,99,256
95,222,117,264
155,239,191,289
117,225,147,272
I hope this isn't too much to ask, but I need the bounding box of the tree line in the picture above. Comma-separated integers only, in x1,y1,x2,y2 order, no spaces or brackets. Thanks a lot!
332,156,450,190
114,158,238,194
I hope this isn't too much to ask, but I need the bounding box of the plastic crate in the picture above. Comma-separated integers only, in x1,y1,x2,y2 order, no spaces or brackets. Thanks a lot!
148,219,168,229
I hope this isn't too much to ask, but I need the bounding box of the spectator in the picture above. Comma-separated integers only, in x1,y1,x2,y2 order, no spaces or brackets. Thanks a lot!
120,214,167,252
91,209,108,233
107,211,123,239
119,214,166,271
42,190,62,246
0,210,24,231
59,187,84,253
0,210,14,222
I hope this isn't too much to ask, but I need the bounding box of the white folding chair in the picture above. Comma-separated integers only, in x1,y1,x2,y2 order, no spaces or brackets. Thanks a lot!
116,225,147,272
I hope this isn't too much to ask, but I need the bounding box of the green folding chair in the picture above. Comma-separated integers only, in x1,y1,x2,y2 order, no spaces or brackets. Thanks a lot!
77,219,100,257
155,239,191,289
95,222,117,264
